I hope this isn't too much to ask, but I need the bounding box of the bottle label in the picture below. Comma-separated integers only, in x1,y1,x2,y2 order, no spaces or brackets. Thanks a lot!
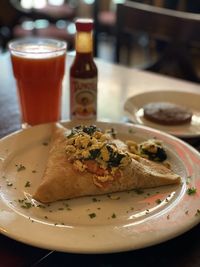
70,77,97,119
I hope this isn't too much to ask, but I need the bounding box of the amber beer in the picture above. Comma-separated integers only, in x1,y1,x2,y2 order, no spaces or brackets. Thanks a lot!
70,18,98,119
9,38,67,127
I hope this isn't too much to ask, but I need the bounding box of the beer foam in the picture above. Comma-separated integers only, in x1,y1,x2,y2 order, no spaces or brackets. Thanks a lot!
11,44,66,59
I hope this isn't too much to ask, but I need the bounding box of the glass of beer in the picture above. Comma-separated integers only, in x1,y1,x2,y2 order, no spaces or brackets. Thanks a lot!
9,38,67,128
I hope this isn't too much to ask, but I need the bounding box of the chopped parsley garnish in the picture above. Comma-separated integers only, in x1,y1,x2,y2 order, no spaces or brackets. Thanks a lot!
134,188,144,194
106,146,125,167
140,146,167,162
155,199,162,204
89,149,100,160
25,181,31,187
128,128,135,134
18,199,25,203
187,187,197,195
106,128,117,139
16,164,26,172
37,204,46,209
21,202,32,209
83,125,99,135
42,142,49,146
67,125,100,138
88,144,126,168
195,209,200,216
88,213,96,219
111,213,116,219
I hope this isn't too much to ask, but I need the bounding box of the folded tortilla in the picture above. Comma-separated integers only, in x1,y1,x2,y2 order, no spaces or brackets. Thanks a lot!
33,123,181,203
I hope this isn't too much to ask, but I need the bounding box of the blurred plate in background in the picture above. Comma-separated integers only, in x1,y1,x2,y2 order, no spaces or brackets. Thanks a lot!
124,90,200,138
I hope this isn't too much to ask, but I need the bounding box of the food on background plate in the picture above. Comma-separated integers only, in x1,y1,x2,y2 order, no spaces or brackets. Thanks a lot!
33,124,181,203
143,102,193,125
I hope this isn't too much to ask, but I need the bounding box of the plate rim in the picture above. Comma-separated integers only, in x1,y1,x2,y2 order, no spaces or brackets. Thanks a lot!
0,121,200,253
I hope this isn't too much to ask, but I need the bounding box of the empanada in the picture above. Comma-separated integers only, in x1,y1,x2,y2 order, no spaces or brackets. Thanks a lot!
33,124,181,203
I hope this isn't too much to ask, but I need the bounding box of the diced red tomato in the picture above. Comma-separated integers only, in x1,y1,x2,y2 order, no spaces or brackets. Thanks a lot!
85,160,106,176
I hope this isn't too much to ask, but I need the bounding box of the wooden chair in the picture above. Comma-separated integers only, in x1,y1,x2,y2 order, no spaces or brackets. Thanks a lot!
115,1,200,83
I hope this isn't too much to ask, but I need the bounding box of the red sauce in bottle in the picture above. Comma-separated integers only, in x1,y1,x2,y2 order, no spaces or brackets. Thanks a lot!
70,18,98,119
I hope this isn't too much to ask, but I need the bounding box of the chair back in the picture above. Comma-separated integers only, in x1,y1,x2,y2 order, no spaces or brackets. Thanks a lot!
115,1,200,82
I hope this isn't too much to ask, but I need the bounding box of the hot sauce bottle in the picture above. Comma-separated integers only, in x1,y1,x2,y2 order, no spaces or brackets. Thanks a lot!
70,18,98,119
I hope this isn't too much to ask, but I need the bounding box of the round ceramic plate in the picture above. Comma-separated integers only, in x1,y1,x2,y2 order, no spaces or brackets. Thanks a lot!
0,121,200,253
124,90,200,138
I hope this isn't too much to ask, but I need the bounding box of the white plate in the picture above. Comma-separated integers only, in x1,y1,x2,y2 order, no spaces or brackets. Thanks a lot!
0,121,200,253
124,90,200,138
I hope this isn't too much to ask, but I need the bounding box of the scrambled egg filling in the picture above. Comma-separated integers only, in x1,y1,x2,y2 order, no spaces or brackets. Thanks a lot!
65,125,131,184
65,125,167,186
126,139,167,162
